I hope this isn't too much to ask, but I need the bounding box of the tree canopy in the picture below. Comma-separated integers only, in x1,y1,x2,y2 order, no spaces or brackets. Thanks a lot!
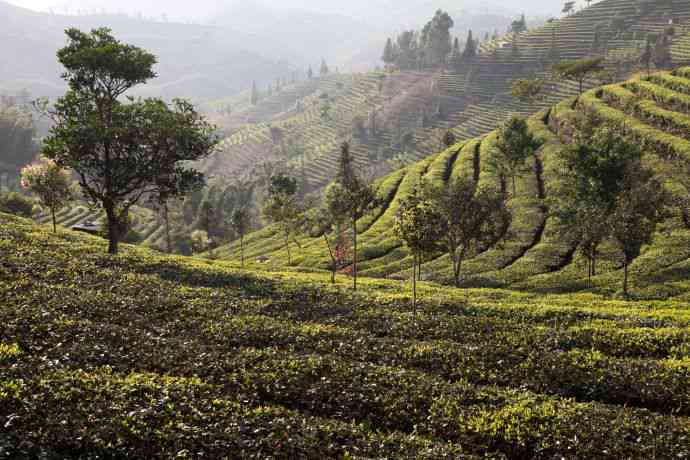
43,28,218,254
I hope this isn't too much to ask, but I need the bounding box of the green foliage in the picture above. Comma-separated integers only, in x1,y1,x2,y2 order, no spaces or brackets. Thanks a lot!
44,28,218,254
0,104,37,171
426,176,511,287
263,173,301,264
511,78,545,102
20,157,72,232
1,214,690,458
490,116,542,197
553,57,605,94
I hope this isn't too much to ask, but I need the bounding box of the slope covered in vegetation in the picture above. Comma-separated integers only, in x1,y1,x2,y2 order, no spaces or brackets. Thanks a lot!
1,213,689,458
215,66,690,299
207,0,690,190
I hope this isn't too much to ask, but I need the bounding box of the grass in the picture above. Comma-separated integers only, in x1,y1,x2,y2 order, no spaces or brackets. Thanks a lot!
2,212,690,458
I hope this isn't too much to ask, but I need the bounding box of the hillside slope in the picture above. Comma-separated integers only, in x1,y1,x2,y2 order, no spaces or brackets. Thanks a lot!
1,213,689,457
208,0,690,190
216,66,690,299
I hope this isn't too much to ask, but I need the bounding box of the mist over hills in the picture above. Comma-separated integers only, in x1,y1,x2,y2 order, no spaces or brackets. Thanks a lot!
0,1,295,100
1,0,556,99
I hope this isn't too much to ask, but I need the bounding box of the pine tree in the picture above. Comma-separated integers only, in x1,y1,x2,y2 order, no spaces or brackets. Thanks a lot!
463,30,476,61
382,37,396,67
320,59,329,76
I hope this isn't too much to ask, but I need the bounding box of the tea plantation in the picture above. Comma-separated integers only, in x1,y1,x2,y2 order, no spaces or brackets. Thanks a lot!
216,67,690,301
1,213,689,458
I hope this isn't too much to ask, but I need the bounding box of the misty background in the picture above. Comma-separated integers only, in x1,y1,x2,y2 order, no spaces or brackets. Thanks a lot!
1,0,586,101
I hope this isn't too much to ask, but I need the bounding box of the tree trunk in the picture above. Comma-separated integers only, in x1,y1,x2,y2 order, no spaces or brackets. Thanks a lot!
412,254,417,319
592,254,596,277
453,256,462,288
353,218,358,291
285,228,291,265
579,78,583,95
240,235,245,269
324,234,336,284
51,208,57,233
163,201,172,254
512,176,517,198
105,204,119,255
623,261,629,298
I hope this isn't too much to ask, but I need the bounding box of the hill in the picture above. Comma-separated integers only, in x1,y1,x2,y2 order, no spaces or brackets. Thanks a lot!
0,1,293,100
208,0,690,192
213,66,690,299
1,212,689,457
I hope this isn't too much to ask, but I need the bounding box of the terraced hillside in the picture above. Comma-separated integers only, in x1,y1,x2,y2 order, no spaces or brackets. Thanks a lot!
205,0,690,192
1,213,689,458
216,67,690,299
34,204,167,251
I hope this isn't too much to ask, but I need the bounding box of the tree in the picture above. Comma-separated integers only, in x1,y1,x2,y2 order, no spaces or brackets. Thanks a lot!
511,78,544,102
447,37,463,70
230,207,251,268
382,38,397,67
20,157,72,232
490,117,542,197
394,186,445,315
562,1,575,15
263,173,301,265
511,14,527,34
653,30,673,70
442,130,457,149
639,35,654,76
610,162,669,297
335,142,377,291
463,30,477,61
312,182,350,284
396,30,419,70
307,66,313,79
0,104,37,170
420,10,454,67
426,177,511,287
191,229,210,254
553,57,604,94
42,28,218,254
320,59,329,76
551,120,646,284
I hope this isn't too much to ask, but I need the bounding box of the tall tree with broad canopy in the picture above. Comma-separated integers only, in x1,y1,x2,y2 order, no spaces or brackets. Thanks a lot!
490,116,542,197
20,156,73,233
335,141,377,291
425,177,511,287
42,28,218,254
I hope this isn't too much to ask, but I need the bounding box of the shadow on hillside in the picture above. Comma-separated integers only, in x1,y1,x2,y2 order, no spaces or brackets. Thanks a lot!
125,259,280,297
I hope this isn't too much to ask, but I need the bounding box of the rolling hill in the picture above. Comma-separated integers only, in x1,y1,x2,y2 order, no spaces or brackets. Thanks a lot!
213,66,690,300
1,212,689,457
207,0,690,192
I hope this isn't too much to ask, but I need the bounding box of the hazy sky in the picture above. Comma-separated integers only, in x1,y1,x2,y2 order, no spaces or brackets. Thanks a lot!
7,0,576,20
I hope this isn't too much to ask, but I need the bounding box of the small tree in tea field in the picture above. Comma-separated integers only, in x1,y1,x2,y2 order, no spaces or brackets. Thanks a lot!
21,156,73,233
